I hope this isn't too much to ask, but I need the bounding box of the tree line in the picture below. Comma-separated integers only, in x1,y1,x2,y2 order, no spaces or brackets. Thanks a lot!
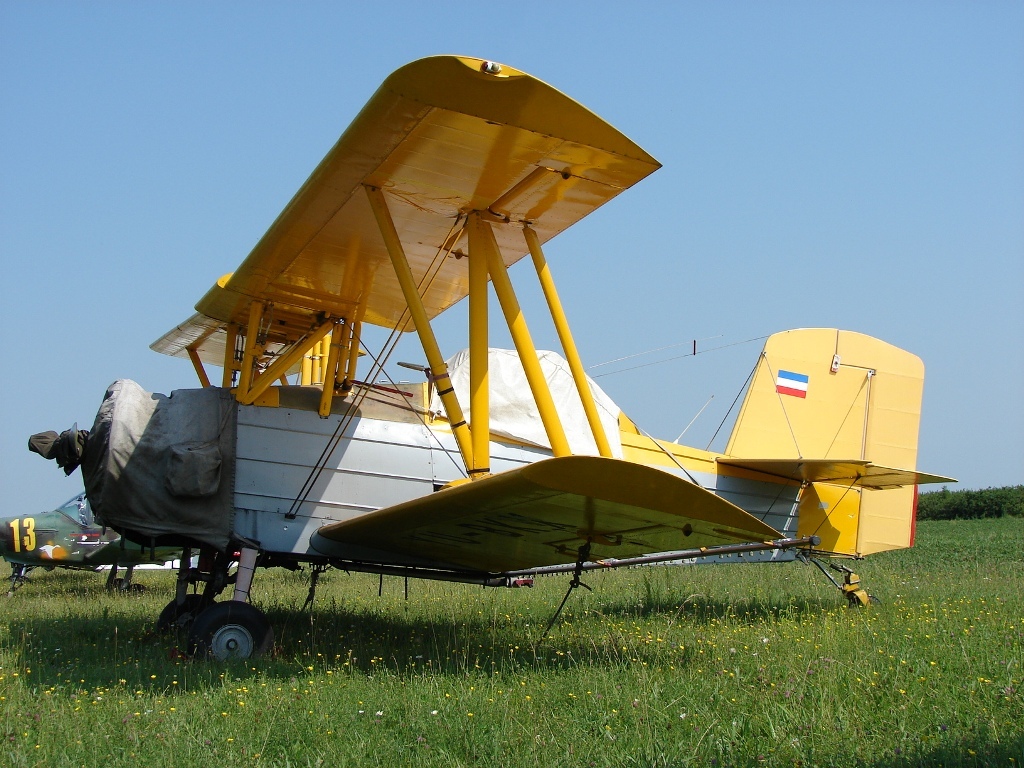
917,485,1023,520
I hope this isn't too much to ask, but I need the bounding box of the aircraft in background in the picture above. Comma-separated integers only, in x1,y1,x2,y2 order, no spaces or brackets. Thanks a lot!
30,56,952,659
1,493,178,594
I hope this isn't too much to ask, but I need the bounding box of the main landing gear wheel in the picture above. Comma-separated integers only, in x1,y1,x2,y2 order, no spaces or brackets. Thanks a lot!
187,602,273,660
156,594,210,633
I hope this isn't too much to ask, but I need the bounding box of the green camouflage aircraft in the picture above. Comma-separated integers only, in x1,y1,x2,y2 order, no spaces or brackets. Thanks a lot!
1,493,177,594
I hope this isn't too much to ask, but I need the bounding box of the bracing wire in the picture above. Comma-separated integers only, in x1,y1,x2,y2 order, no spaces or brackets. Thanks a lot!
588,335,723,369
285,214,466,518
590,335,768,379
705,359,757,452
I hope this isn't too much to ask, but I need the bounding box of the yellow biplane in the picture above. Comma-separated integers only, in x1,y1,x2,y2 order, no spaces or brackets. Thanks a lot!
31,56,952,659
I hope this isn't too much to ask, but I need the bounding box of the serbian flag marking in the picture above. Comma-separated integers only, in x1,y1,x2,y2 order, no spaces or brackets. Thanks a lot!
776,370,809,398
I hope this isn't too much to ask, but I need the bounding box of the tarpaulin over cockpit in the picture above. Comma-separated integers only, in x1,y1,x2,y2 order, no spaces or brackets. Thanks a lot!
82,380,237,551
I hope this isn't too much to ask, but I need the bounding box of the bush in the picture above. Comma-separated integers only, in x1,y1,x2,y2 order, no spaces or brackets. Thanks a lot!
917,485,1024,520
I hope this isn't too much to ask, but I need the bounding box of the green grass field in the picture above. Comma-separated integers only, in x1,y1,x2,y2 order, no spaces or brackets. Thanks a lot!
2,517,1021,767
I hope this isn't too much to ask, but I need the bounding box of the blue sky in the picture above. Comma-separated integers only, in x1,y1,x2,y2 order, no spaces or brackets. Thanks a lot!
2,2,1021,513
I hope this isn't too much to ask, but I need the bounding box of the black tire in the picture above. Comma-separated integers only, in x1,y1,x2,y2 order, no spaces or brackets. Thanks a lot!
156,594,209,633
187,602,273,660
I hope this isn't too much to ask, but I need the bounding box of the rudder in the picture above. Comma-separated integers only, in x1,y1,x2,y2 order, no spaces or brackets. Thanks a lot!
725,329,926,555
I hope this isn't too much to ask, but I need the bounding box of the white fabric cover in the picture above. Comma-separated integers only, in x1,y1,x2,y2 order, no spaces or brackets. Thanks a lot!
430,348,623,458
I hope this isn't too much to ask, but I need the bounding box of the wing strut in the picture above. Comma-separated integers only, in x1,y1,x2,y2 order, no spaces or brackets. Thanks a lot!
523,224,613,458
235,306,337,405
338,319,363,398
186,346,212,388
480,215,572,456
364,184,477,473
221,323,239,387
317,319,350,417
467,215,491,473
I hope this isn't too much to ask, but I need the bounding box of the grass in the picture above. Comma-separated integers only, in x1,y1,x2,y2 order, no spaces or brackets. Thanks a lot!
1,517,1022,767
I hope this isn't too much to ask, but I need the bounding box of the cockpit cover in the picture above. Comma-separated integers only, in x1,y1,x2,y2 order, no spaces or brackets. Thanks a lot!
82,380,237,551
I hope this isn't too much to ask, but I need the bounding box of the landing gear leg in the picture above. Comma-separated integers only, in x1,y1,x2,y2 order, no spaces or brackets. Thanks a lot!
105,563,119,591
157,547,212,633
7,564,32,595
231,546,258,603
107,563,143,592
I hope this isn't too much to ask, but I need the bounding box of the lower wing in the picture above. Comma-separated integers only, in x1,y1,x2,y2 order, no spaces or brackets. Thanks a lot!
314,456,781,572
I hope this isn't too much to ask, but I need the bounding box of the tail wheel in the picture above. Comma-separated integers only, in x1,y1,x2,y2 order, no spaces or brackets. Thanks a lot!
187,602,273,660
845,588,872,608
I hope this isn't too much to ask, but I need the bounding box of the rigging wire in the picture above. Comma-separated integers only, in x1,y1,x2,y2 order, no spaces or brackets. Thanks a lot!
358,344,469,479
632,422,703,487
822,371,871,460
590,335,768,379
588,335,723,369
284,214,467,519
705,359,757,452
674,395,714,443
759,356,804,458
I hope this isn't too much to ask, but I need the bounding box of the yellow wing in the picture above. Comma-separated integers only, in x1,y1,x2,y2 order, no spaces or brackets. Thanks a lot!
152,56,660,365
312,456,780,573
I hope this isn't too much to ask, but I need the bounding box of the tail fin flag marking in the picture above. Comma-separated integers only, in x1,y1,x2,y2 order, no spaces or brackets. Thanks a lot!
775,370,809,399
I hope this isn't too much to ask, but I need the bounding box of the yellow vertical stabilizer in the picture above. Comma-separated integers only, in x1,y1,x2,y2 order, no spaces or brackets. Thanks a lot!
725,329,927,556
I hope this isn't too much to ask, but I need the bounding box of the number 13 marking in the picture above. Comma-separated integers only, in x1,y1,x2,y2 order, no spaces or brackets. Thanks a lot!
7,517,36,553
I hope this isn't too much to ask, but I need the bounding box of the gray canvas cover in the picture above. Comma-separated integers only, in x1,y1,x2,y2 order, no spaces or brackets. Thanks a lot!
82,380,237,551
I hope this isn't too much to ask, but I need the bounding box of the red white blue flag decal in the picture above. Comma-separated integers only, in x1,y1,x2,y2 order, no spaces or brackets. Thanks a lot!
776,370,809,398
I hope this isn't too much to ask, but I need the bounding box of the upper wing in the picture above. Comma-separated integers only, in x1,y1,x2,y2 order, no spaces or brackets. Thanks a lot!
312,456,780,573
717,458,955,490
153,56,660,365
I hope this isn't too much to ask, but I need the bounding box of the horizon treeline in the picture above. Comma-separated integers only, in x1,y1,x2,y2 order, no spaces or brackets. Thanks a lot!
917,484,1023,520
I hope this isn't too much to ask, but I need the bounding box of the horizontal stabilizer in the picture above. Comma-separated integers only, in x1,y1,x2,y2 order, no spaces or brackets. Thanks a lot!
314,456,780,572
718,458,955,490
